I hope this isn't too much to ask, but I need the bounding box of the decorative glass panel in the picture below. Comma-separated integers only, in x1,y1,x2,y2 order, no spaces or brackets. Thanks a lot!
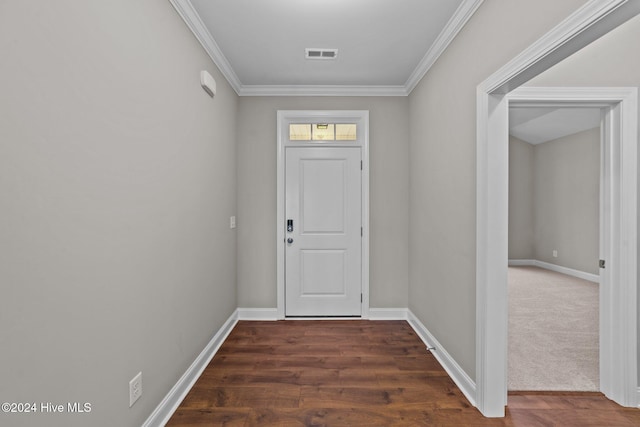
312,124,335,141
290,124,311,140
336,124,357,140
290,123,355,141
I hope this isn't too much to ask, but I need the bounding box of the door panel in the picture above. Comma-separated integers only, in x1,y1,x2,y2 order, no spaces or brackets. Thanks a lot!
301,250,346,295
301,160,345,233
285,146,361,316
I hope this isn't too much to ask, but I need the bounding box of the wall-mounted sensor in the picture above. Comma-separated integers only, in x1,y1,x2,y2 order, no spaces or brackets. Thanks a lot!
200,70,216,97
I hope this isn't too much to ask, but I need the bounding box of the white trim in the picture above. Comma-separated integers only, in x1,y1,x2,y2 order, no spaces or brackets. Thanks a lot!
600,86,639,408
534,261,599,283
237,308,279,321
407,310,477,408
479,85,639,416
368,308,409,320
142,309,239,427
507,86,638,105
476,89,510,417
239,85,407,97
507,259,536,266
404,0,484,93
168,0,242,94
508,259,600,283
276,111,370,319
169,0,483,97
533,261,600,283
477,2,640,412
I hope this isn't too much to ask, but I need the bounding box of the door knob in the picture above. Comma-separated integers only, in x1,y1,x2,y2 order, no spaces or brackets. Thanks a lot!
287,238,294,244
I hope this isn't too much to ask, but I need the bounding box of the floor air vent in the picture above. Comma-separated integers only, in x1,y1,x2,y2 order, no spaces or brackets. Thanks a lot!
305,48,338,60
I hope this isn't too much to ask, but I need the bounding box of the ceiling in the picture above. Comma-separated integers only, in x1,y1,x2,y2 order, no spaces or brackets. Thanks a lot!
170,2,600,145
509,107,602,145
170,0,483,96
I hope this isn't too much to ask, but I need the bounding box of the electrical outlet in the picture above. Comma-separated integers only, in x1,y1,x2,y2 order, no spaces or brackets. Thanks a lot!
129,372,142,407
230,216,236,229
552,249,558,258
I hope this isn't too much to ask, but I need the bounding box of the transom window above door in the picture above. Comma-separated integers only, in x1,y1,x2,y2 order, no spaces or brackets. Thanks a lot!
289,123,357,141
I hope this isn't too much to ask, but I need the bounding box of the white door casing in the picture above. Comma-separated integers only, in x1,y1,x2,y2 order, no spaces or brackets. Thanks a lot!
277,110,370,319
479,92,639,416
285,147,362,316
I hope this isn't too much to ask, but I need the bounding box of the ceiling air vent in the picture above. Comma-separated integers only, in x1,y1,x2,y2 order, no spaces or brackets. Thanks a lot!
305,48,338,60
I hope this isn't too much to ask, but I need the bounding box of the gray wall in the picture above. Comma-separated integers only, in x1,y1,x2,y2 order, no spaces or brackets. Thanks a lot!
524,10,640,388
237,97,409,309
509,136,535,259
0,2,237,427
509,129,601,275
408,0,589,380
533,128,600,274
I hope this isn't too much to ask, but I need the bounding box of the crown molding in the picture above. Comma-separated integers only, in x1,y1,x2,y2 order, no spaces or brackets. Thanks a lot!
238,84,408,97
169,0,242,94
170,0,483,97
405,0,485,94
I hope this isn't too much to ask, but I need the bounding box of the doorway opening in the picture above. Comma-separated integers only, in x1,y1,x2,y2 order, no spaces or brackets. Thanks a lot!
507,105,603,392
276,110,370,319
478,85,638,416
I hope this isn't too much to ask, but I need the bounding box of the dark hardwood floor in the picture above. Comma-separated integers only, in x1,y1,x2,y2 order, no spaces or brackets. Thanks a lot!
167,320,640,426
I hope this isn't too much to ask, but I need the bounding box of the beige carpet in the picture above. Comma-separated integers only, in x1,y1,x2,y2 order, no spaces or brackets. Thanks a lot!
508,266,599,391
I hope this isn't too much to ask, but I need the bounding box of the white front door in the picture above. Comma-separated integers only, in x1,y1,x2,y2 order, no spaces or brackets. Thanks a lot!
285,146,362,316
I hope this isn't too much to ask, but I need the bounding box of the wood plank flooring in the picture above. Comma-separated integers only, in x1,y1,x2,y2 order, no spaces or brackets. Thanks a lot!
167,320,640,426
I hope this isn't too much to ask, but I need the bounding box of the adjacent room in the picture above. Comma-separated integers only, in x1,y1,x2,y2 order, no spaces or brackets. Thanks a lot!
508,108,601,391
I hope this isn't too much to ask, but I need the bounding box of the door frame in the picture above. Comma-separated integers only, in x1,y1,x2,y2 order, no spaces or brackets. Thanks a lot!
476,0,640,416
276,110,370,319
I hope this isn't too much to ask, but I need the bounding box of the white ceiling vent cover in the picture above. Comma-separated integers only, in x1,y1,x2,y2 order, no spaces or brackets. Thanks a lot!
305,48,338,60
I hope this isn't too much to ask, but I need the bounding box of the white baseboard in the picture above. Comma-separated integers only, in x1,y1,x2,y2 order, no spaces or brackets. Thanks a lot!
368,308,408,320
508,259,536,266
508,259,599,283
236,307,410,321
237,307,279,320
407,309,477,408
142,309,239,427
